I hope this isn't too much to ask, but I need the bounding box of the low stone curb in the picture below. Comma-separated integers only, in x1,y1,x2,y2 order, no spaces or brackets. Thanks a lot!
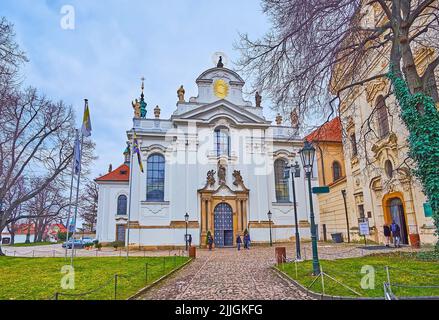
127,258,193,300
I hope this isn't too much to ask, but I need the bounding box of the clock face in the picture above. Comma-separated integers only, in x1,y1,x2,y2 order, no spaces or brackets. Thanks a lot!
214,79,229,99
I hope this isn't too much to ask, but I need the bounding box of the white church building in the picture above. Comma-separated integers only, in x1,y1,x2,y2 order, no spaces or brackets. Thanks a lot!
96,59,320,249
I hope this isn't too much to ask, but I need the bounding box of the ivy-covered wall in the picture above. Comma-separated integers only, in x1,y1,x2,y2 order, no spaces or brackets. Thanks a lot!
388,70,439,249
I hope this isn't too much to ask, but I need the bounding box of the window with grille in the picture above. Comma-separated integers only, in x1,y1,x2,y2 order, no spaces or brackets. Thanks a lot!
117,195,127,215
274,159,290,203
146,154,165,202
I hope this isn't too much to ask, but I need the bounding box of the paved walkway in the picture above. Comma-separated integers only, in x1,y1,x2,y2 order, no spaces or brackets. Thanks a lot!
138,246,311,300
137,243,419,300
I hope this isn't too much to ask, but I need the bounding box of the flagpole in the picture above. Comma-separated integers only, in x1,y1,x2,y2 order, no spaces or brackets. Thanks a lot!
70,98,90,267
65,141,76,259
126,129,135,259
70,132,84,267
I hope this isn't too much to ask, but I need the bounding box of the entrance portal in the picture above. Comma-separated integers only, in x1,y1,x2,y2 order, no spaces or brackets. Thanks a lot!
389,198,409,245
214,203,234,247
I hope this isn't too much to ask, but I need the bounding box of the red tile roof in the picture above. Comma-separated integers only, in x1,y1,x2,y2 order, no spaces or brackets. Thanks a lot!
305,117,342,143
95,164,130,182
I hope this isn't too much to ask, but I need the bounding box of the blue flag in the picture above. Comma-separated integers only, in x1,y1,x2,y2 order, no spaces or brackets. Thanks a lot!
73,130,81,175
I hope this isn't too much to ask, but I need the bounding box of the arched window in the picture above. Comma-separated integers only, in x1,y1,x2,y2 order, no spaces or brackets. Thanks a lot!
117,195,127,216
274,159,290,203
146,154,165,202
332,161,342,182
376,95,390,138
214,127,230,157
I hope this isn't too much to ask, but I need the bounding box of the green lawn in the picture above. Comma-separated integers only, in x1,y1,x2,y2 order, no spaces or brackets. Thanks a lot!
0,256,190,300
277,252,439,298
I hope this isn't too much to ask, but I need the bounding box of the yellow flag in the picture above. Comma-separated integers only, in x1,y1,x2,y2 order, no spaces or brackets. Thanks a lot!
81,99,92,137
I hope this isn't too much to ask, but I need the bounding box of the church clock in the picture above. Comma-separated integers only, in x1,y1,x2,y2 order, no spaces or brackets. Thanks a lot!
214,79,229,99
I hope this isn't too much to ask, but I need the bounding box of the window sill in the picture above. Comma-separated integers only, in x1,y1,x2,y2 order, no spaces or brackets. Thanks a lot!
141,201,170,206
272,202,295,206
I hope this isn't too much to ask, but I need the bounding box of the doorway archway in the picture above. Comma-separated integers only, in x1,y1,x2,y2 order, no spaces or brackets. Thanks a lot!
214,203,234,247
382,192,410,245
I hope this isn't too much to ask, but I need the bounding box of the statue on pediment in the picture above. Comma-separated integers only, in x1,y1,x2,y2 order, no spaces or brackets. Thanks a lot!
218,164,226,185
233,170,244,187
206,170,216,187
177,85,185,103
255,91,262,108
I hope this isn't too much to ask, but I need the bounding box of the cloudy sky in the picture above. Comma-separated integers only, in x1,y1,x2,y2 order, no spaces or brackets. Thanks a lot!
2,0,275,178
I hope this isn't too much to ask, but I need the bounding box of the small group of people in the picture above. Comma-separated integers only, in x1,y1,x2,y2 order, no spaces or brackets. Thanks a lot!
205,230,251,251
236,231,251,251
383,221,402,248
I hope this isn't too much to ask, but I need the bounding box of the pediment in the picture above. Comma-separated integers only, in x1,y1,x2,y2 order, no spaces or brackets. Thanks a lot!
172,100,269,126
196,67,245,85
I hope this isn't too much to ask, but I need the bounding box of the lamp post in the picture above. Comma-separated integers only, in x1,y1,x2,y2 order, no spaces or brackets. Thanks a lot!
299,141,320,275
267,210,273,246
341,190,351,243
284,161,302,261
184,212,189,251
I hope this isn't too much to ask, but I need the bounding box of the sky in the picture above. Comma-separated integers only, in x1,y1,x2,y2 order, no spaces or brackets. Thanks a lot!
2,0,274,179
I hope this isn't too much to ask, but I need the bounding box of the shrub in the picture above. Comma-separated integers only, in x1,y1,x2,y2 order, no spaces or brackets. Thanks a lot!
111,241,125,250
57,232,67,241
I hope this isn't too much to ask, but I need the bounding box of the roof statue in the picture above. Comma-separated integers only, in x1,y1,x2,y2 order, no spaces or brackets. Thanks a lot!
255,91,262,108
217,56,224,68
290,108,299,128
132,77,147,118
177,85,185,103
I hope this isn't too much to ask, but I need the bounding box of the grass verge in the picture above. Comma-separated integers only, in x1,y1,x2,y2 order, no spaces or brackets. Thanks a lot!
277,252,439,298
0,256,190,300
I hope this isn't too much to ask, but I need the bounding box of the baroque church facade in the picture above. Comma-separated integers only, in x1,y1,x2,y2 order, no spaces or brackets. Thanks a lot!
96,61,319,249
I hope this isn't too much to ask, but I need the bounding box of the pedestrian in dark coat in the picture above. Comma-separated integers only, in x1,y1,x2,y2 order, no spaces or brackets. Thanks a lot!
208,234,214,251
383,225,391,247
188,234,192,247
236,235,242,251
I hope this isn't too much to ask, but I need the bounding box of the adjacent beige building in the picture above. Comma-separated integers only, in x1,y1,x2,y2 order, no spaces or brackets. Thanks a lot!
330,3,438,245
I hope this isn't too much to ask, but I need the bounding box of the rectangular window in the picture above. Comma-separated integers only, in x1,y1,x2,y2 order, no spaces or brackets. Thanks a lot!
350,133,358,156
358,204,365,219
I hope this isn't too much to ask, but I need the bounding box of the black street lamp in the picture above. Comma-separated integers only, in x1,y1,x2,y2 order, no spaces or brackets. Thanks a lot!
284,161,302,261
299,141,320,275
184,212,189,251
341,190,351,243
267,210,273,247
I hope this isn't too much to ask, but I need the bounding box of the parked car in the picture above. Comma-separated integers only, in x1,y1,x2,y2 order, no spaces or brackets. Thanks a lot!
81,237,97,245
62,239,85,249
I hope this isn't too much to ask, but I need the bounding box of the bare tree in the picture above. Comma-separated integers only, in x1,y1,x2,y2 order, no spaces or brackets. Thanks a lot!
0,18,95,254
79,180,98,233
25,178,69,242
237,0,439,242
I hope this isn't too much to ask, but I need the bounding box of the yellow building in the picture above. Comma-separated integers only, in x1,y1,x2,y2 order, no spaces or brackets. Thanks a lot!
330,4,438,246
306,118,353,242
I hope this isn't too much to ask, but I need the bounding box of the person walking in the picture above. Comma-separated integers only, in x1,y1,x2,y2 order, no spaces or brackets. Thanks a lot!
188,234,192,247
208,234,214,251
383,224,391,247
244,233,251,250
236,235,242,251
390,221,401,248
